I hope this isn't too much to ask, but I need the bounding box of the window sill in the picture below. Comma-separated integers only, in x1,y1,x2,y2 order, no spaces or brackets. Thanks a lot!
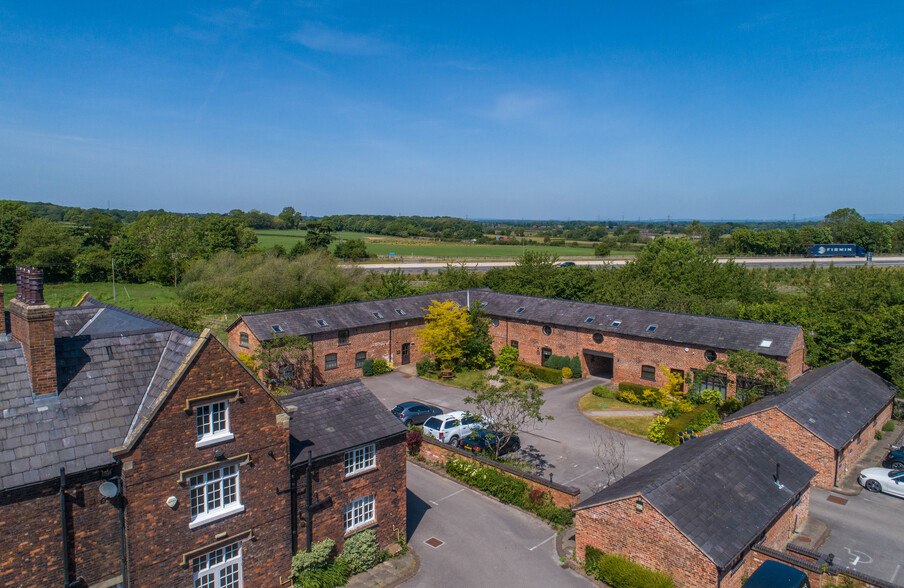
344,466,377,480
189,504,245,529
196,433,235,449
344,519,377,537
338,342,350,347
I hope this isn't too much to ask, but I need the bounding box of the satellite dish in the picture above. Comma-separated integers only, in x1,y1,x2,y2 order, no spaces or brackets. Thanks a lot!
99,481,119,498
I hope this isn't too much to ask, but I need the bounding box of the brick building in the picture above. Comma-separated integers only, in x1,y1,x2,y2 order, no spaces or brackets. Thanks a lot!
281,381,407,553
228,289,806,393
574,424,815,588
722,360,897,489
0,269,406,588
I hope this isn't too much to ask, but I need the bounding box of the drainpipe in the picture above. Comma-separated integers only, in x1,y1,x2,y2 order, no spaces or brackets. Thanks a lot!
290,468,298,554
116,476,127,588
60,467,69,587
388,323,393,363
305,451,313,552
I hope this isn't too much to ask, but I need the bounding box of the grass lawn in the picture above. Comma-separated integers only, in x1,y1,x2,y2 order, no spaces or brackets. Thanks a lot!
422,368,488,390
594,415,657,438
578,392,658,413
3,281,178,314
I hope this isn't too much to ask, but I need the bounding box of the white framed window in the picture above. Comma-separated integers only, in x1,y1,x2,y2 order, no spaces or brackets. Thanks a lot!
344,444,376,476
196,401,233,447
189,464,244,528
193,542,242,588
344,495,375,532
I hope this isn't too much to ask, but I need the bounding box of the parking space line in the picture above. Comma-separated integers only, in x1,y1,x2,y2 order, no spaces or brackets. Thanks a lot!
892,564,901,584
430,488,464,505
563,467,600,485
528,534,557,551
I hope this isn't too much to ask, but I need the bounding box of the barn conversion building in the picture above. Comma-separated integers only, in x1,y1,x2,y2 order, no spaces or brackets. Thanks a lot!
722,360,897,489
228,288,807,393
574,424,815,588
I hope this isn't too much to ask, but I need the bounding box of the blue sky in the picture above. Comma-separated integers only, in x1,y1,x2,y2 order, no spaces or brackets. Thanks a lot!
1,2,902,220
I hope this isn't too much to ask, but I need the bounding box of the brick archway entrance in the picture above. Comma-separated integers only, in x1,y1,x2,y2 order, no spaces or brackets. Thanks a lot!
583,349,614,378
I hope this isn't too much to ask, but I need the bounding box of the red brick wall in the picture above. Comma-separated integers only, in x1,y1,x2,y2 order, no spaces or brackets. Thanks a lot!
724,409,836,489
417,437,581,508
836,402,893,483
0,476,123,587
575,497,719,588
301,436,407,551
8,298,57,396
119,338,291,588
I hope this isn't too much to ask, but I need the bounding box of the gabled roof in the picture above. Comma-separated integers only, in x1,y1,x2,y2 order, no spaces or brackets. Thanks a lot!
234,289,802,358
282,379,406,466
575,424,815,570
725,360,898,449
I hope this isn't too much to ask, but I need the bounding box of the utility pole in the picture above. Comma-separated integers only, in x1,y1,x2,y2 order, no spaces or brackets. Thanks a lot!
111,258,116,302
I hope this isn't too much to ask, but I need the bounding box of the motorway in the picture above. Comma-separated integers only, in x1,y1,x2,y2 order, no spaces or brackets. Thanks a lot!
346,255,904,273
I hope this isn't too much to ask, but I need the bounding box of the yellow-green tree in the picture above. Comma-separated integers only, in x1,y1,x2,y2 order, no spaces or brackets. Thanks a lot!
415,300,472,369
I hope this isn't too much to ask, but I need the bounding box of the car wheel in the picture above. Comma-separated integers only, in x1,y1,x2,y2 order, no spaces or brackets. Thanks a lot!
511,441,521,453
403,419,412,427
891,461,904,471
865,479,882,493
449,435,459,447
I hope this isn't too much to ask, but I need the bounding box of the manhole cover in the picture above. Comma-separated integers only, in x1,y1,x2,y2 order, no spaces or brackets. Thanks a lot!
424,537,444,548
403,375,412,379
797,536,812,543
827,495,848,505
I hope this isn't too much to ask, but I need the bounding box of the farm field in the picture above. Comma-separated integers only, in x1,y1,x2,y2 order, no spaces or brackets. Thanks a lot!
2,281,178,314
255,230,600,258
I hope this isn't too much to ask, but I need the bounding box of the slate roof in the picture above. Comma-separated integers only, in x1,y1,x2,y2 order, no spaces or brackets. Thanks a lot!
235,289,801,358
575,424,815,569
725,360,898,449
0,297,200,491
282,379,407,466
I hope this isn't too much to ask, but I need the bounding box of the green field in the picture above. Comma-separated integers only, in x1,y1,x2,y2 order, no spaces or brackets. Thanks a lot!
255,230,599,259
2,281,178,314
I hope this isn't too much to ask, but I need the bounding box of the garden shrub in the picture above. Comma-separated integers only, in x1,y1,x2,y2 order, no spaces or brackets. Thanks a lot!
883,421,895,432
339,530,382,574
642,387,669,408
361,359,374,377
700,389,723,405
618,381,648,395
616,390,640,405
415,358,434,377
528,487,546,504
296,560,350,588
562,366,573,379
513,361,563,385
496,345,519,373
371,358,393,375
405,429,423,455
513,365,531,379
592,385,616,399
543,355,567,370
875,430,884,440
717,397,743,416
569,355,582,378
292,539,335,575
648,414,670,443
675,399,694,413
660,405,721,445
584,546,674,588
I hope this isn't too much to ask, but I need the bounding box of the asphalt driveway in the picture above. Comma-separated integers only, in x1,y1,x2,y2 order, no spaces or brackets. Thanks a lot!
405,462,592,587
365,372,671,496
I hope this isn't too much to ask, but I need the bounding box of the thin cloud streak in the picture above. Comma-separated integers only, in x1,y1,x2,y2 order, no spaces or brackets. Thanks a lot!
292,22,389,55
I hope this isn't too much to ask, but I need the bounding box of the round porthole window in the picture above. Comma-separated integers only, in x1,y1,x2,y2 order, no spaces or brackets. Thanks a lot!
704,350,717,362
491,319,500,327
542,325,552,336
592,332,604,344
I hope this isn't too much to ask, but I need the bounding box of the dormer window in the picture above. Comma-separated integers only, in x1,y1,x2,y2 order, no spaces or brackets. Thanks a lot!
611,320,621,327
196,400,233,447
759,339,773,348
271,325,283,333
646,325,657,332
515,307,525,314
395,309,406,316
316,319,328,328
373,312,383,319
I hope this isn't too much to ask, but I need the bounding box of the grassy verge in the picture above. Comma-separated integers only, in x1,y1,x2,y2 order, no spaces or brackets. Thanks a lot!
594,416,656,438
578,392,659,413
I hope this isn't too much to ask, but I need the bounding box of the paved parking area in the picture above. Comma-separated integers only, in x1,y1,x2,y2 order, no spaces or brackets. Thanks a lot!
809,487,904,584
405,462,592,587
365,372,670,496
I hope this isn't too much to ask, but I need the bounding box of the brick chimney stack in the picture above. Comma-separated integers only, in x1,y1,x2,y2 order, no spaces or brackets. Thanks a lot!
9,267,57,396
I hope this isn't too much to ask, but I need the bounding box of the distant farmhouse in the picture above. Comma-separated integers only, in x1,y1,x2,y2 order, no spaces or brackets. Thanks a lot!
228,288,807,393
0,268,404,587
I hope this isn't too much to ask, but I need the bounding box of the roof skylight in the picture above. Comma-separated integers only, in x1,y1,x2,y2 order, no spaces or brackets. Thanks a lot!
272,325,284,333
395,309,406,316
611,320,621,327
646,325,658,332
759,339,773,348
584,317,594,324
315,320,327,328
515,307,525,314
373,312,383,319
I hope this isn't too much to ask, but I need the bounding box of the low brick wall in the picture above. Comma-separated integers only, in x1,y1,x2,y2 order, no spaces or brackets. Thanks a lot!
416,436,581,508
752,545,900,588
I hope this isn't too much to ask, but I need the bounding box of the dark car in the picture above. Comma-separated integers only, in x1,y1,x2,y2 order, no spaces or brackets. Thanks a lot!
391,402,443,426
558,261,576,267
881,444,904,471
460,429,521,455
744,560,810,588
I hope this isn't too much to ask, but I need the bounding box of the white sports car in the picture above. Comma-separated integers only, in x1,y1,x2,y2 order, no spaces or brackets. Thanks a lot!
858,467,904,498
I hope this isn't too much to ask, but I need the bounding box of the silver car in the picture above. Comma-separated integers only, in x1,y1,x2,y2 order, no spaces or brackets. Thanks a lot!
858,467,904,498
422,410,487,446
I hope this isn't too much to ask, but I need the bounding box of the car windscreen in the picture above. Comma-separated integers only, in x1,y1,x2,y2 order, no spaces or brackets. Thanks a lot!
391,405,404,414
423,417,442,430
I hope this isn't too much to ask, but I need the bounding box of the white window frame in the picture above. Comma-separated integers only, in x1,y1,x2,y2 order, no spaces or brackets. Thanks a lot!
196,400,234,448
344,444,376,476
188,464,245,528
344,495,375,532
192,542,243,588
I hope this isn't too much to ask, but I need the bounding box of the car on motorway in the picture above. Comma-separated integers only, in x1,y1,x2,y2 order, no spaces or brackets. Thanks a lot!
557,261,576,267
858,467,904,498
881,444,904,471
391,402,443,426
422,411,488,446
460,429,521,456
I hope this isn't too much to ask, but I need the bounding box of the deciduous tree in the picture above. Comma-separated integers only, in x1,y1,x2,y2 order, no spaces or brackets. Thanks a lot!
464,376,552,458
415,300,472,369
